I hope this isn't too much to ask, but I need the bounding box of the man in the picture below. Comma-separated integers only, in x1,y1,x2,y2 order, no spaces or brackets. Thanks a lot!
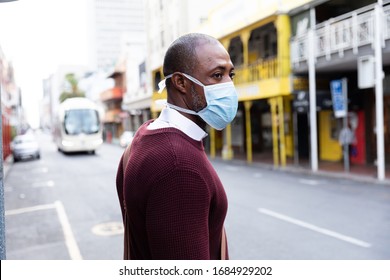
116,33,238,260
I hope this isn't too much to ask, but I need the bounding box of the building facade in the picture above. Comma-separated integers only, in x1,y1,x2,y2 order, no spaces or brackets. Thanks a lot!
88,0,146,71
87,0,146,141
290,0,389,179
100,60,126,143
117,9,147,134
0,46,22,159
146,0,388,179
151,0,314,164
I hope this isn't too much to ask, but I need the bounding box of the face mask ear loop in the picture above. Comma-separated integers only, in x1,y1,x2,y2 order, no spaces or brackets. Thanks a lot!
182,73,205,87
166,103,198,115
158,74,173,93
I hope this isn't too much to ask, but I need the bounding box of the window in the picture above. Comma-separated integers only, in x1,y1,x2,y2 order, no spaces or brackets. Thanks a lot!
64,109,100,135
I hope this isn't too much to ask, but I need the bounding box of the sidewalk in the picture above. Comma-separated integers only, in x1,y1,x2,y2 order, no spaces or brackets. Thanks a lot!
279,161,390,185
214,151,390,186
2,155,13,179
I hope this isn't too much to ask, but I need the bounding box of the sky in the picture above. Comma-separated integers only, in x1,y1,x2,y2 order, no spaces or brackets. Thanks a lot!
0,0,89,128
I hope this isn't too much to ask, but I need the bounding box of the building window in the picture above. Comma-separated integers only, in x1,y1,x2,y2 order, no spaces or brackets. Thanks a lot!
161,31,165,48
228,36,244,66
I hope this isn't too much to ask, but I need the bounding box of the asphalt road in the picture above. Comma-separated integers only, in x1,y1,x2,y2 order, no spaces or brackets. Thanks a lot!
4,132,390,259
4,132,124,260
215,160,390,259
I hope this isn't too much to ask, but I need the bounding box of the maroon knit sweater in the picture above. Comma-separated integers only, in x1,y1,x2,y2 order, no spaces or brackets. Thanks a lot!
116,120,228,260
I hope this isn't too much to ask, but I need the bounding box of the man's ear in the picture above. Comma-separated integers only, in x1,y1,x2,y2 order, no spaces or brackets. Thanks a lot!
170,73,188,94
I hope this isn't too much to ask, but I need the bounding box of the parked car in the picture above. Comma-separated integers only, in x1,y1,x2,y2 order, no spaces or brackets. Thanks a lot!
119,131,135,148
11,134,41,162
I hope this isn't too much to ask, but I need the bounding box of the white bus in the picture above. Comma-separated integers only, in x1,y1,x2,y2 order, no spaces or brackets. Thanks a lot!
54,97,103,153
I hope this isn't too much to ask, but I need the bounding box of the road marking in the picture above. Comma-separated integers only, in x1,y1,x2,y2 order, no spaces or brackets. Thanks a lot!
31,180,55,188
258,208,371,248
5,203,56,216
5,201,83,260
54,201,83,260
92,222,124,236
31,167,49,174
299,179,320,185
225,165,240,172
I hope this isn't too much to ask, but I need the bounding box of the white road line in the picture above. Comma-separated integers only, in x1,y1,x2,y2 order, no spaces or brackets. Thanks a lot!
299,179,320,185
5,203,56,216
31,167,49,173
6,201,83,260
258,208,372,248
31,180,55,188
54,201,83,260
91,222,124,236
225,165,241,172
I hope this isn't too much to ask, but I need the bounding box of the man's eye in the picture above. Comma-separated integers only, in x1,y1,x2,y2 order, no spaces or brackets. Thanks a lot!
213,73,223,79
230,72,235,80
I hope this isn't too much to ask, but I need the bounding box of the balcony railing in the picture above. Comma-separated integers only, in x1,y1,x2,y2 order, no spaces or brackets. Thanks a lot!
291,2,390,67
234,58,279,85
100,87,123,102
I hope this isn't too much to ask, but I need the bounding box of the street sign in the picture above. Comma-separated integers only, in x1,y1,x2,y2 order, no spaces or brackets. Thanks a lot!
358,55,375,89
331,78,350,172
330,78,348,118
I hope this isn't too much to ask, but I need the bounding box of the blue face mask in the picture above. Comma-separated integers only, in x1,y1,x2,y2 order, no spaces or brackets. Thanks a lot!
158,73,238,130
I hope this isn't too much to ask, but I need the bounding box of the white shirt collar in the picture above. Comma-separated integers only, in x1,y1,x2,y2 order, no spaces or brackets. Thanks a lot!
148,106,207,141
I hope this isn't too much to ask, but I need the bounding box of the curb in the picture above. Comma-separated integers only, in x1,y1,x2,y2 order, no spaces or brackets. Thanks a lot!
277,165,390,186
211,157,390,186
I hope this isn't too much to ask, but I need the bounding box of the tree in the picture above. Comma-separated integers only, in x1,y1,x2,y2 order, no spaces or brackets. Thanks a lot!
59,73,85,103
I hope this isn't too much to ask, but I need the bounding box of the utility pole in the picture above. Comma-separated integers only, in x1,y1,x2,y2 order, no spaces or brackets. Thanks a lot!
0,0,18,261
308,7,318,172
375,0,385,180
0,82,5,260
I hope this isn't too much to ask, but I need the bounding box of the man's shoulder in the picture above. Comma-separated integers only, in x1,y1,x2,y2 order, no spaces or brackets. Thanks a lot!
139,129,204,163
145,127,201,147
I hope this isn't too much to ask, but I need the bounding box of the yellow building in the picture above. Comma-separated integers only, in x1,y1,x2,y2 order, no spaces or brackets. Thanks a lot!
150,0,315,167
216,13,293,166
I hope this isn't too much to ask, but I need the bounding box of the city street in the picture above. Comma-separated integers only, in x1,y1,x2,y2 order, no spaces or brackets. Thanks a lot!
4,132,390,260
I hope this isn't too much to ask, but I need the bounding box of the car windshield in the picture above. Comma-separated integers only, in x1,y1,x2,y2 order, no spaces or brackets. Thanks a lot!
64,109,100,135
14,136,36,144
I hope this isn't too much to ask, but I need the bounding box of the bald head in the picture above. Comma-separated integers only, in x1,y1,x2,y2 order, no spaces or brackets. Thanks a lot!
163,33,220,90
